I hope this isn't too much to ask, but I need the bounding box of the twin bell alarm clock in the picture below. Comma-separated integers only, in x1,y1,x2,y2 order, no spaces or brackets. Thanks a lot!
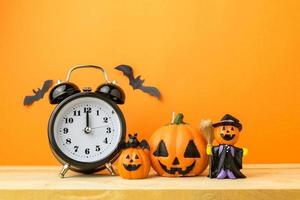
48,65,126,177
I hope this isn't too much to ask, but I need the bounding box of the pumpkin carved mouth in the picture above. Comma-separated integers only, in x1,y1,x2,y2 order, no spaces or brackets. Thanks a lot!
220,133,235,141
158,160,196,175
123,164,141,171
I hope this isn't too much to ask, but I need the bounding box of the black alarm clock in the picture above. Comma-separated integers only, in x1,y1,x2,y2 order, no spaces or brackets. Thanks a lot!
48,65,126,177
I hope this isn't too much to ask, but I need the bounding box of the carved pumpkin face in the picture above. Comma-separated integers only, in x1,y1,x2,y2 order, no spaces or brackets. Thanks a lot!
118,134,150,179
122,149,142,171
214,125,240,145
149,113,208,177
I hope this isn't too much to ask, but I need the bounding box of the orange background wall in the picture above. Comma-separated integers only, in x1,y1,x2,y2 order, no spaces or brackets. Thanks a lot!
0,0,299,165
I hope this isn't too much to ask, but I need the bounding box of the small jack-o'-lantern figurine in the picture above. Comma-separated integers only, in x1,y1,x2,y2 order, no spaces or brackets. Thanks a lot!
118,133,150,179
207,114,248,179
149,113,208,177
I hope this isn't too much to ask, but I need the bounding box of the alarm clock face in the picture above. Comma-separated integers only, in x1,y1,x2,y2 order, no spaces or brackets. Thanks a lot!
49,93,125,165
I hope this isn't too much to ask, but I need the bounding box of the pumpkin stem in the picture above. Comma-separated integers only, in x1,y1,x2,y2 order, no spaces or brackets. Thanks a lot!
173,113,185,125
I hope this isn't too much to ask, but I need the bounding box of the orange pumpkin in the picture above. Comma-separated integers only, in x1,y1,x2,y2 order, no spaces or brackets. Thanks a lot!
212,114,243,146
213,125,240,145
118,133,150,179
149,113,208,177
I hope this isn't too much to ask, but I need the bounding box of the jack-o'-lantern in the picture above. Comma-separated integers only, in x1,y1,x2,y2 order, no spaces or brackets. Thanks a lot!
212,114,242,145
118,133,150,179
149,113,208,177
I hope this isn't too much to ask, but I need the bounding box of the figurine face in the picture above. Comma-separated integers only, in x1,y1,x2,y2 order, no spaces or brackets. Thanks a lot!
118,147,151,179
214,125,240,145
121,149,143,171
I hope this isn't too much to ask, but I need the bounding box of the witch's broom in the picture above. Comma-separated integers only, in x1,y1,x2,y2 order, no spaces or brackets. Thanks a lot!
200,119,214,178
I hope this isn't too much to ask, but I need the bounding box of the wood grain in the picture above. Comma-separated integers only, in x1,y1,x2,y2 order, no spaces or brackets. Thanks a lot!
0,164,299,200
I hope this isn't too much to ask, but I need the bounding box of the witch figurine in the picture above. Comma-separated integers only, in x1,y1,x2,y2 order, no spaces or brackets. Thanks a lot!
206,114,248,179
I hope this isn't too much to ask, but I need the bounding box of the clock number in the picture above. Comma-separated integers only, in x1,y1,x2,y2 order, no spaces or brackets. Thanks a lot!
103,117,108,123
74,146,79,152
66,138,71,144
63,128,68,134
64,117,74,124
85,148,90,154
104,137,108,144
106,127,111,133
84,107,91,113
95,145,100,151
73,110,81,116
96,110,100,116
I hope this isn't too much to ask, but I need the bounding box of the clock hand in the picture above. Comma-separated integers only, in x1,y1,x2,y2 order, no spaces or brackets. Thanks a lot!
91,125,109,129
84,111,91,134
86,111,90,127
82,125,109,132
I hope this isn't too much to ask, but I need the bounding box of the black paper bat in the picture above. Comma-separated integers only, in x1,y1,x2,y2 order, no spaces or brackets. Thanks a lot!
126,133,150,151
140,139,150,151
23,80,53,106
115,65,161,99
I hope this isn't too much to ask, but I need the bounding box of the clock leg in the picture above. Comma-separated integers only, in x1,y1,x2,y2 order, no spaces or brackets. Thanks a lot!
59,163,70,178
105,162,116,175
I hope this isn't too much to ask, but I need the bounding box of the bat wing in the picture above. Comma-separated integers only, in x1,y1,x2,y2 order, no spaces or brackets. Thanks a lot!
23,95,39,106
139,85,161,99
115,65,161,100
115,65,135,85
23,80,53,106
140,139,150,151
40,80,53,98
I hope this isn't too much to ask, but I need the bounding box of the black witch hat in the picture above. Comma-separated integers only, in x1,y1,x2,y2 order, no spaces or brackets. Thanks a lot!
212,114,243,131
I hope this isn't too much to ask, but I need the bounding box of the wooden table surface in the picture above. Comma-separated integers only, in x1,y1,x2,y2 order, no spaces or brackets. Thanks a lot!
0,164,299,200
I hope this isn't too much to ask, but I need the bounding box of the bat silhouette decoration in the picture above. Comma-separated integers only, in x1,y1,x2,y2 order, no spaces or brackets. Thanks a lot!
23,80,53,106
125,133,150,151
115,65,161,100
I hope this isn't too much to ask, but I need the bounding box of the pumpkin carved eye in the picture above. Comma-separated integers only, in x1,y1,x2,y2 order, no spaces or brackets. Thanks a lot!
135,154,139,159
126,155,130,159
153,140,169,157
184,140,200,158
